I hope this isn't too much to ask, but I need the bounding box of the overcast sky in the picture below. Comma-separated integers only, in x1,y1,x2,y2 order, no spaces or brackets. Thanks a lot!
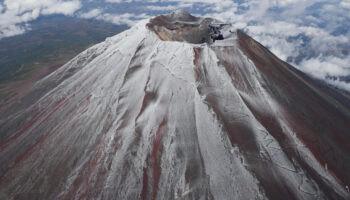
1,0,350,91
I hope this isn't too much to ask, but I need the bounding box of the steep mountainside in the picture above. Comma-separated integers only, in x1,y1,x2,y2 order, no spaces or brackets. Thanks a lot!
0,11,350,200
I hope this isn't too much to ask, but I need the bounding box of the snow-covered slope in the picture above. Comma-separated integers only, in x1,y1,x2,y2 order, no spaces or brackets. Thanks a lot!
1,11,350,200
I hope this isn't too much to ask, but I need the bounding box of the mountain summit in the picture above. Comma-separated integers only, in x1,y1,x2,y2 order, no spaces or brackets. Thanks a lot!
1,11,350,200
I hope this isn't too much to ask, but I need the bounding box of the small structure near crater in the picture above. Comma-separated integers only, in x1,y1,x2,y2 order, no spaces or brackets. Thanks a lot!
209,24,224,42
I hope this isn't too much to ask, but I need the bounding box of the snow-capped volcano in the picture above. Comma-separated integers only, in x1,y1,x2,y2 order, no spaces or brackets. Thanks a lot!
1,11,350,200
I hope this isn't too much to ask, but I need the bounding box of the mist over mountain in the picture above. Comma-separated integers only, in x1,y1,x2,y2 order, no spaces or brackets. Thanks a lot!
0,11,350,200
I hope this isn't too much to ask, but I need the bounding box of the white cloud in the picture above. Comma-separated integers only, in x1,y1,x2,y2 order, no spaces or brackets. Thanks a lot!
147,3,193,11
300,56,350,79
1,24,27,38
79,8,103,19
326,78,350,91
147,5,180,11
298,55,350,91
341,0,350,9
96,13,150,26
41,1,81,16
105,0,124,2
0,0,82,39
78,8,149,26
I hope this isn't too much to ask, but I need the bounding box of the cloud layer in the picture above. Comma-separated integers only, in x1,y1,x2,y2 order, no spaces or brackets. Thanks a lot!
1,0,350,92
0,0,81,38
